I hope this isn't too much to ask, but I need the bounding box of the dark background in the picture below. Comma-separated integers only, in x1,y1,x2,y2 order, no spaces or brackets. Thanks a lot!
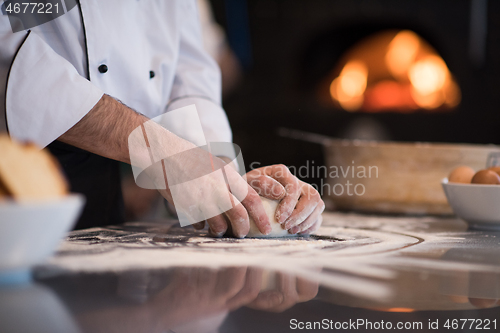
208,0,500,182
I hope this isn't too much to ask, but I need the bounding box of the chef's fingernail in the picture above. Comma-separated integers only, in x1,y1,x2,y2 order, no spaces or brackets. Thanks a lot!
284,220,295,229
210,229,224,238
289,226,299,234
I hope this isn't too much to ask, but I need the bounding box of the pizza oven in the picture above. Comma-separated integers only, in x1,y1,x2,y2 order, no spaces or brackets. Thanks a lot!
211,0,500,175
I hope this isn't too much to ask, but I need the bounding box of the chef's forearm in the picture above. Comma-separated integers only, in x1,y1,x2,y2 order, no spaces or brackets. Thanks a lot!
58,94,147,164
58,94,233,178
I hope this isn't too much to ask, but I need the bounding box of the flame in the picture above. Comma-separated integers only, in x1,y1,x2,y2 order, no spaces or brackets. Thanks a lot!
330,60,368,111
408,55,452,109
410,89,444,109
364,81,416,111
328,30,460,112
339,61,368,97
386,30,420,79
409,55,448,95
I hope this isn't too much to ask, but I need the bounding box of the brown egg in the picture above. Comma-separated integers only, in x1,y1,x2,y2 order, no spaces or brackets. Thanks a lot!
448,166,475,183
471,169,500,185
487,166,500,177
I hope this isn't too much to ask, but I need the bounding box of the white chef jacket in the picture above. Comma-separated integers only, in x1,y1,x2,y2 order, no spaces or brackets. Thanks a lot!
0,0,232,149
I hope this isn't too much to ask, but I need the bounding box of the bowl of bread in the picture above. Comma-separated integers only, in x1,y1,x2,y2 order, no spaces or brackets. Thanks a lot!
442,165,500,230
0,135,84,280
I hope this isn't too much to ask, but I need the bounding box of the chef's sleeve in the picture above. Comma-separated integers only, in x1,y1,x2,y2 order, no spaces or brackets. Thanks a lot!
166,0,233,147
0,18,103,148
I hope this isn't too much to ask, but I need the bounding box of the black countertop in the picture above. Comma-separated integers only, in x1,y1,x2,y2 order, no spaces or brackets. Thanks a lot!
1,212,499,332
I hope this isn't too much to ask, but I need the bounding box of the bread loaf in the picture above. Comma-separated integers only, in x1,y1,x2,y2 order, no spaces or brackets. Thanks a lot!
0,135,68,200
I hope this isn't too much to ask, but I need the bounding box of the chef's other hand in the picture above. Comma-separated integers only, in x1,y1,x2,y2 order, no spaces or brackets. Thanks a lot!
246,164,325,234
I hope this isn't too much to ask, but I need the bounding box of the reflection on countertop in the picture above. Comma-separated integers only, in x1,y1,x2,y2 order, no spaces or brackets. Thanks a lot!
1,212,499,332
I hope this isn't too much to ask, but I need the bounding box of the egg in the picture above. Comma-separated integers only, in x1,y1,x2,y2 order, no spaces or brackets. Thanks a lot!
487,166,500,177
471,169,500,185
448,166,475,184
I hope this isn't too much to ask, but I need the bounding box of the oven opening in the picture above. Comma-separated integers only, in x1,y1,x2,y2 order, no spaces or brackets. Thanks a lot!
321,30,461,113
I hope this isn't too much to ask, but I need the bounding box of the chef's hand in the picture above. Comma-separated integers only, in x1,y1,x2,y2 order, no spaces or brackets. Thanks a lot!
132,132,272,238
246,165,325,234
129,114,322,237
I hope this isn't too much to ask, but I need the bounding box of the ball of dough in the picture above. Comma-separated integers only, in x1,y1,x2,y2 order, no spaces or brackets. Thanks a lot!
0,135,68,200
247,197,294,238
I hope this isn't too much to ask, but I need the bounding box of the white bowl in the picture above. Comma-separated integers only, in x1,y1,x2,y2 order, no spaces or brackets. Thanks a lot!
0,194,84,276
442,179,500,230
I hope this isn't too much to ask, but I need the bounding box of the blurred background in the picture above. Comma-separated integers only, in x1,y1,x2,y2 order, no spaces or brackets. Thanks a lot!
124,0,500,220
205,0,499,185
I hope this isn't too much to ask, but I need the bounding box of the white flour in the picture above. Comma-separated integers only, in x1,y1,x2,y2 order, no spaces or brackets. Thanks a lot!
41,212,499,301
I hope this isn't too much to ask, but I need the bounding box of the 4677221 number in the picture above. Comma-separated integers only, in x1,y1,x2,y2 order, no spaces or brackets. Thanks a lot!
444,319,496,330
4,2,59,14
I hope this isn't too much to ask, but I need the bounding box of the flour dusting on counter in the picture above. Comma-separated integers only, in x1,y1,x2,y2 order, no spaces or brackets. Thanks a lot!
38,212,500,301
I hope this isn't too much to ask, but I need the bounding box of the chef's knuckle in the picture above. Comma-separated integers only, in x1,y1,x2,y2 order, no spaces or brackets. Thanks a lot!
246,285,262,301
248,179,260,192
274,164,292,177
276,164,287,170
284,183,298,195
304,184,319,198
247,188,261,202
